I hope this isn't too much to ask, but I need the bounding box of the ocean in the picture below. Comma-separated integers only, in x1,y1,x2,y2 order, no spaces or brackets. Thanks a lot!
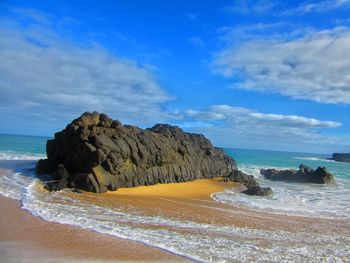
0,134,349,262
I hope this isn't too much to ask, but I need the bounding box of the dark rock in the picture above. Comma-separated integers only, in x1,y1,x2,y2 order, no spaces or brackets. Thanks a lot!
332,153,350,162
260,164,335,184
44,164,69,191
36,112,270,196
227,170,272,196
227,170,259,188
242,186,273,196
36,159,56,174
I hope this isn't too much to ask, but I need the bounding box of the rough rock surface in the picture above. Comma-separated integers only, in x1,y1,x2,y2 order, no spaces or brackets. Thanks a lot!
36,112,271,195
260,164,335,184
332,153,350,163
227,170,273,196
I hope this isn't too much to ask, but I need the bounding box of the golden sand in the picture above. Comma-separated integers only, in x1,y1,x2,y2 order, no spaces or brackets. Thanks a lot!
0,196,191,262
2,178,349,262
105,177,236,198
0,179,236,262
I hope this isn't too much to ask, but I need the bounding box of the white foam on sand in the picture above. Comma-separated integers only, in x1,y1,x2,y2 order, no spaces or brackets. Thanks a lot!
212,164,350,219
19,180,350,262
0,152,41,199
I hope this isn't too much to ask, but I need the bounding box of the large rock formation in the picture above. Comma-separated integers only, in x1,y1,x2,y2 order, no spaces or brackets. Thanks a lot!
36,112,271,196
332,153,350,163
260,164,335,184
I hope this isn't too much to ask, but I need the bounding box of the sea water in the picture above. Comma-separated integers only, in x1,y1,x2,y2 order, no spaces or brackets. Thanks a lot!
213,149,350,219
0,134,349,262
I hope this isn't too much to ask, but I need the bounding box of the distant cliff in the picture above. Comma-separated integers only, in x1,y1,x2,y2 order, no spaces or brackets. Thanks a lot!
36,112,271,195
332,153,350,163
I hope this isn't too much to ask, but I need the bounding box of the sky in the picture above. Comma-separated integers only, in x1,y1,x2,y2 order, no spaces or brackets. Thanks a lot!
0,0,350,153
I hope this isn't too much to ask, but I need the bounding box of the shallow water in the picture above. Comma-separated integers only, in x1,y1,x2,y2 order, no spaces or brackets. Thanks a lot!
0,134,349,262
216,149,350,219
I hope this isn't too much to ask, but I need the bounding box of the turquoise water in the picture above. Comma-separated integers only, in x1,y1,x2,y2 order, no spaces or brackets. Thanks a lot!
0,134,349,262
217,148,350,219
0,134,48,159
226,148,350,180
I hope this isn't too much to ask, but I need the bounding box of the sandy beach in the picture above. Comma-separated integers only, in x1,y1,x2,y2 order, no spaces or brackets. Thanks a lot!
1,178,350,262
0,178,234,262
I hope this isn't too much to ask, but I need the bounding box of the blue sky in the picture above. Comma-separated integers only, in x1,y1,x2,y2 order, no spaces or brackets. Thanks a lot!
0,0,350,153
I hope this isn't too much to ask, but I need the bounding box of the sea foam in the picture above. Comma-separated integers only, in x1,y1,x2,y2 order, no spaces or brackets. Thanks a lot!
212,164,350,219
293,156,335,162
19,179,349,262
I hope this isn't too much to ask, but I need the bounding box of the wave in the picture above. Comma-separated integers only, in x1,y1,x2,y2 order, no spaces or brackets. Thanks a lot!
0,150,45,161
214,164,350,220
237,163,295,178
293,156,335,162
0,169,34,200
20,180,349,262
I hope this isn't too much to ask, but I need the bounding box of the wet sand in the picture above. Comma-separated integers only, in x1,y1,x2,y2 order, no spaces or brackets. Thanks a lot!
1,178,349,262
0,196,191,262
103,178,350,234
0,178,234,262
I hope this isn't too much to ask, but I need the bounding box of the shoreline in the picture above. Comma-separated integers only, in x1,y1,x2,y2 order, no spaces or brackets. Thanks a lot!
0,196,192,262
1,177,350,262
0,178,235,262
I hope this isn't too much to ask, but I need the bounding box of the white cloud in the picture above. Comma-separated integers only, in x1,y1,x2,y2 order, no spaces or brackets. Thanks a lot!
225,0,350,16
0,12,172,126
218,22,313,44
179,104,346,152
213,28,350,104
289,0,350,14
249,113,341,128
185,104,341,129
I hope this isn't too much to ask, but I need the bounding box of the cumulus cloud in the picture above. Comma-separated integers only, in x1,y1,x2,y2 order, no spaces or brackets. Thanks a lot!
0,9,172,126
213,28,350,104
225,0,350,16
180,104,345,151
184,104,341,129
289,0,350,14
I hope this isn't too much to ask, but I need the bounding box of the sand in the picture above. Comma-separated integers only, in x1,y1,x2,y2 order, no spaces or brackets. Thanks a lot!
107,178,236,198
1,178,349,262
0,178,234,262
0,196,192,262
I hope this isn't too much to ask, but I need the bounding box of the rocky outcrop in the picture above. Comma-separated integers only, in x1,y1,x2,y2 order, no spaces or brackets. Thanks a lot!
260,164,335,184
36,112,271,196
332,153,350,162
227,170,273,196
